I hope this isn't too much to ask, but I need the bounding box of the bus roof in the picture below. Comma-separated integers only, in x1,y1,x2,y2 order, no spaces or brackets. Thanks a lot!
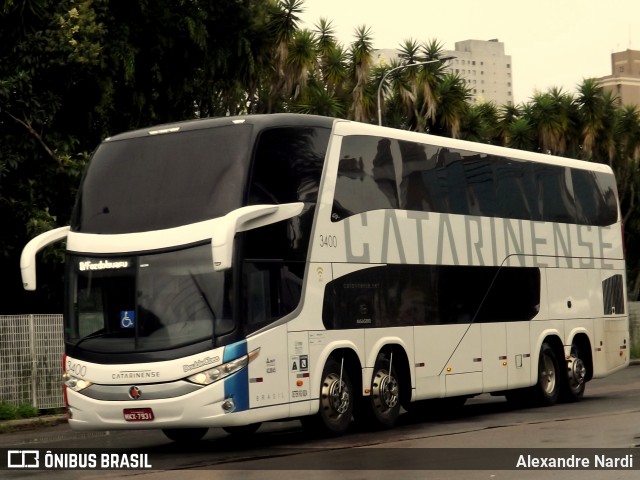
104,114,613,176
332,120,615,175
104,114,337,142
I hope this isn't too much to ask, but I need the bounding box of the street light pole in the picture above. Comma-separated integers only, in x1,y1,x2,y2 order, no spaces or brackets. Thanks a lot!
376,55,456,126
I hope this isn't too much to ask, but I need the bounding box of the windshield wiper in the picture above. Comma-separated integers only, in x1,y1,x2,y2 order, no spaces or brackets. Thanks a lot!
72,330,120,355
189,271,217,345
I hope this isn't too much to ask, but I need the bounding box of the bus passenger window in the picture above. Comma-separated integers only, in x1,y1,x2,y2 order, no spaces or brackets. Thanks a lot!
462,153,497,217
398,141,434,211
441,150,469,216
572,169,618,226
536,166,577,223
332,136,400,221
495,160,536,221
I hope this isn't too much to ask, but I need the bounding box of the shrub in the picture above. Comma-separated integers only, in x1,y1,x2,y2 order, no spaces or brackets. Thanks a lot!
16,403,38,419
0,401,18,420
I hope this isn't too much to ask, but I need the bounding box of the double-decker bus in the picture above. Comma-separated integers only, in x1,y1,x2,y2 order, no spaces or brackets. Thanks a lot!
21,114,629,440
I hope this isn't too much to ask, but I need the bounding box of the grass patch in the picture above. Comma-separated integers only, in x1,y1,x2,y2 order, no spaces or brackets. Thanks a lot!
630,343,640,360
0,401,39,421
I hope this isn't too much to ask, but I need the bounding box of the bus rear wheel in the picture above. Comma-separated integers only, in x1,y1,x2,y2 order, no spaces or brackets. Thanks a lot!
302,357,353,436
533,343,560,406
162,427,208,443
561,344,587,402
356,352,401,429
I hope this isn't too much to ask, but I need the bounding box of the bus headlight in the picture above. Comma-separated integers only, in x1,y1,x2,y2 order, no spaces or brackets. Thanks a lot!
186,348,260,386
63,372,93,392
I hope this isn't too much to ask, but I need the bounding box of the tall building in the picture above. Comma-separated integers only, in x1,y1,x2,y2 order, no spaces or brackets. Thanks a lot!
374,39,514,106
444,39,514,106
598,49,640,107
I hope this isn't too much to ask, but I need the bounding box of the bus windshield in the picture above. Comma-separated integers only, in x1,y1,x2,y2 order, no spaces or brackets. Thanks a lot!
72,124,253,234
65,243,233,355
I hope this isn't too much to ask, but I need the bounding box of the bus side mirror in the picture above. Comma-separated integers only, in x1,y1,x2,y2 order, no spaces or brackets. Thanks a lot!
21,226,71,291
211,203,304,271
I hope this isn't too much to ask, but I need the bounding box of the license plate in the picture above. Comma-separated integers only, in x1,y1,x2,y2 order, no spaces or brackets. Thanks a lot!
123,408,154,422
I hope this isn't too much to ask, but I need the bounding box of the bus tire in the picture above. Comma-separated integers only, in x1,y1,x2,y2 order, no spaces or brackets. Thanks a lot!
162,427,208,443
302,357,353,436
533,342,560,406
356,352,401,429
222,423,262,436
561,343,587,402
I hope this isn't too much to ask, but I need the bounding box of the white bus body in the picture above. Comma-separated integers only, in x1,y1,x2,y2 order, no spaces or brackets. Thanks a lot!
22,114,628,439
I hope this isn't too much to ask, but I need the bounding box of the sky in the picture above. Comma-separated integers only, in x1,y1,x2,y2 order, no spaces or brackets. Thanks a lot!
298,0,640,104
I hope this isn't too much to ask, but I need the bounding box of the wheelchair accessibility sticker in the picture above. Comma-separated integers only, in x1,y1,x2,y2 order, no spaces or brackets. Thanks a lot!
120,311,135,329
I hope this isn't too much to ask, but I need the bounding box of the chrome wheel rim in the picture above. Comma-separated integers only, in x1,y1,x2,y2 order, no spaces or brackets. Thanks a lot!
372,369,399,411
321,373,349,417
540,354,556,395
567,356,586,392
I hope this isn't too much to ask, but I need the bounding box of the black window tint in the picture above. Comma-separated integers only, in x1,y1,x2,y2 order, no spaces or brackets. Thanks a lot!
572,169,618,226
536,165,576,223
73,125,252,234
597,171,619,225
333,136,400,221
322,265,540,329
495,160,539,221
398,140,436,211
462,153,497,217
248,126,329,259
333,135,617,227
441,149,469,215
248,127,329,205
242,126,329,334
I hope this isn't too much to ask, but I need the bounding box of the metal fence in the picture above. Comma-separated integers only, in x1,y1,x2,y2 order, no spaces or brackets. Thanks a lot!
0,315,64,410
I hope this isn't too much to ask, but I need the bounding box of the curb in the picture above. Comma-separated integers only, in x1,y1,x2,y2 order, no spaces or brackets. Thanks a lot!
0,414,67,434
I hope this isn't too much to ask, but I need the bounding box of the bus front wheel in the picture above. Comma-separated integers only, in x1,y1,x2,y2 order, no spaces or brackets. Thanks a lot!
302,357,353,436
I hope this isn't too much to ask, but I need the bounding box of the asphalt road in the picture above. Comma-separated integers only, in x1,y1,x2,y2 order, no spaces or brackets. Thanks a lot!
1,364,639,480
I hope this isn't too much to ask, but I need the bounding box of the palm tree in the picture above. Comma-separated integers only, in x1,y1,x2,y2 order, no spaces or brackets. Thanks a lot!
267,0,304,112
313,19,348,96
498,103,521,146
434,73,470,138
460,104,487,142
393,39,423,129
321,44,349,95
377,57,419,129
599,90,621,165
529,88,575,155
506,117,536,151
293,79,345,117
285,28,318,101
348,25,374,122
314,18,336,79
416,39,448,127
576,78,605,160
